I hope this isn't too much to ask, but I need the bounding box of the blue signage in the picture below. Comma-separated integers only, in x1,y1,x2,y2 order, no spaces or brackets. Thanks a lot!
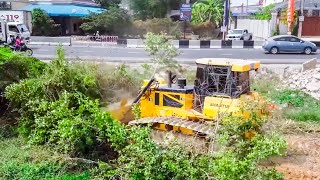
180,3,192,21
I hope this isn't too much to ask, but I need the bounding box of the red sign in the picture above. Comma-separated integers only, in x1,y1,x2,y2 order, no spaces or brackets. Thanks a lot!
0,14,20,21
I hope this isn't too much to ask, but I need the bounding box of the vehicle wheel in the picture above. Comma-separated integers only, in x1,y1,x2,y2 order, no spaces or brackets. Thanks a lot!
240,37,244,40
270,47,279,54
25,48,33,56
304,47,312,55
249,36,252,40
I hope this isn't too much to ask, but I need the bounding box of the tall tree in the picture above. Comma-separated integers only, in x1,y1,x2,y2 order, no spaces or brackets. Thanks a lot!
31,8,61,36
94,0,121,8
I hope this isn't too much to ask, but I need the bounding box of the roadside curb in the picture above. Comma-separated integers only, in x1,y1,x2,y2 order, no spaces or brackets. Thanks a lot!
34,55,320,65
29,38,320,49
116,39,265,49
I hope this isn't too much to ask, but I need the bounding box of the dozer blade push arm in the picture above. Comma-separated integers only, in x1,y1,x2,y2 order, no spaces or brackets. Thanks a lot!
133,77,156,104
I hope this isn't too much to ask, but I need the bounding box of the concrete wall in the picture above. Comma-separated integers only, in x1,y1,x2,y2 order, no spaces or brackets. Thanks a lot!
237,19,271,40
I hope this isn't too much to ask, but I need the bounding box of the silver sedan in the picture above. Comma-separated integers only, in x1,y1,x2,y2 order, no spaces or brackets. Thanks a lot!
262,35,317,55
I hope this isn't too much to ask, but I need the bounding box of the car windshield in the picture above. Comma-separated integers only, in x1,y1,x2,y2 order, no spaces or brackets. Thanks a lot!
229,30,243,34
17,24,29,33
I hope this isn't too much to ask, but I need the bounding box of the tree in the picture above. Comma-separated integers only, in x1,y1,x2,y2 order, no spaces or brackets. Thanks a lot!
254,4,276,20
80,6,131,35
94,0,121,8
191,0,224,25
31,8,61,36
130,0,184,20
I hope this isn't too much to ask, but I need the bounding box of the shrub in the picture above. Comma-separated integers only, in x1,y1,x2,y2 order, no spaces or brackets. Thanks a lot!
271,89,320,122
0,138,91,179
0,48,46,117
81,6,131,36
95,104,287,179
130,18,181,39
191,21,218,39
5,47,130,157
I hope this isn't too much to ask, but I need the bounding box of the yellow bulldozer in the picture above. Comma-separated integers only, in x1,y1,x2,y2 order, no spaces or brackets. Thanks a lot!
109,58,273,143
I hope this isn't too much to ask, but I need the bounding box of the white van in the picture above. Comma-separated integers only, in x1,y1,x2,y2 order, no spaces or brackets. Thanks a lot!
0,20,31,43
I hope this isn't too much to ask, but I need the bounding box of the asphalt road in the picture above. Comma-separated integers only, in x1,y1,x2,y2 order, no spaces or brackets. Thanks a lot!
30,45,320,64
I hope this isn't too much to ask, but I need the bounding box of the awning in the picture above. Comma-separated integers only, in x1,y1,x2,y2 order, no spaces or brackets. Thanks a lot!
20,4,105,17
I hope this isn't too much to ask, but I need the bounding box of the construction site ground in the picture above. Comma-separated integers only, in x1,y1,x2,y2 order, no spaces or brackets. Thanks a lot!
264,132,320,179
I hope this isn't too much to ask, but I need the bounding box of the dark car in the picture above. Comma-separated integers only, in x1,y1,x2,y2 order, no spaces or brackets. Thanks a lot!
262,35,317,55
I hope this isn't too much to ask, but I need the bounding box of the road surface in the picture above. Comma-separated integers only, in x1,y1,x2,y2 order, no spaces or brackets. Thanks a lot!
30,45,320,64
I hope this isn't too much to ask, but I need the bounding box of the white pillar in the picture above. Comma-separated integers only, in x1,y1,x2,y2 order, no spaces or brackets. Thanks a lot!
270,12,278,36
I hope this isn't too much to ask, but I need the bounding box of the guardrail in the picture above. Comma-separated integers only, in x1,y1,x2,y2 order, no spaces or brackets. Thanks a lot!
71,35,118,43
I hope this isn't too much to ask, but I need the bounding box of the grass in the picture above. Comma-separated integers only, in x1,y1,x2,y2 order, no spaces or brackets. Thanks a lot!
252,76,320,123
0,137,92,180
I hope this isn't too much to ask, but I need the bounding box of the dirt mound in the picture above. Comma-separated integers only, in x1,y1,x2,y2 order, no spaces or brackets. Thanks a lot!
271,134,320,179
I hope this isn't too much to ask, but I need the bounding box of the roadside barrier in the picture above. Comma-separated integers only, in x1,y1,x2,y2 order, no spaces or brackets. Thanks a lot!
71,35,118,43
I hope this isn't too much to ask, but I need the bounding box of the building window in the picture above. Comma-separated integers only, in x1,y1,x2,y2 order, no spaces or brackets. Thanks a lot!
0,1,11,10
312,10,320,16
303,10,309,16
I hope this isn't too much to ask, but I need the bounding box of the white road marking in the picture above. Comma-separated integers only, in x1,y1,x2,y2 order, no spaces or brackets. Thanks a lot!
39,49,49,52
221,53,233,56
128,52,139,54
84,51,93,53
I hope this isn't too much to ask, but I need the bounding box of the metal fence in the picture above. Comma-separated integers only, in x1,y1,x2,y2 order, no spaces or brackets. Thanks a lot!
71,35,118,43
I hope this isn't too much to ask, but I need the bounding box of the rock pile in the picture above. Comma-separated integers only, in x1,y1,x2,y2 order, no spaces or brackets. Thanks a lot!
284,67,320,100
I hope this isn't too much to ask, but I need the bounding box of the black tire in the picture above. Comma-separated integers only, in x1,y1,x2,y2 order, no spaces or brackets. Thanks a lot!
270,46,279,54
240,37,244,40
249,36,252,40
304,47,312,55
25,48,33,56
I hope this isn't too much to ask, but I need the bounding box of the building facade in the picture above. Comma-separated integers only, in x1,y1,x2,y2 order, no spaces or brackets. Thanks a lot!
2,0,103,35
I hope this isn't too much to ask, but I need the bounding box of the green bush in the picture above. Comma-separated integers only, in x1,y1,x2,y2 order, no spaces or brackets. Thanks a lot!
0,138,91,180
271,89,320,122
273,89,306,107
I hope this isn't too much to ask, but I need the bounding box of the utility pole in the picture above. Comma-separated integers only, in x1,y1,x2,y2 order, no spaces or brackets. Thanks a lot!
298,0,304,37
222,0,230,40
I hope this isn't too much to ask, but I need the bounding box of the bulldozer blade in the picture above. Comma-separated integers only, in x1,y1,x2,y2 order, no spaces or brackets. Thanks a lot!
106,98,135,124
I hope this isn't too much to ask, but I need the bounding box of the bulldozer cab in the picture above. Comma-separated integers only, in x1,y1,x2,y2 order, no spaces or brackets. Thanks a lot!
193,58,260,110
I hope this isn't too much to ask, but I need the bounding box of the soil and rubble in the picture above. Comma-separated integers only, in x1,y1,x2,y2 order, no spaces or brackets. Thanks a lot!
284,67,320,100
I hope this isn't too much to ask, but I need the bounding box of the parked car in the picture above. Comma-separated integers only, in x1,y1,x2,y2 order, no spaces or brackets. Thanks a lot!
262,35,317,55
226,29,253,40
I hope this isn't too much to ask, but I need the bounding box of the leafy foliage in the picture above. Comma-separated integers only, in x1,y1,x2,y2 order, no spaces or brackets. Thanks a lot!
31,8,61,36
272,89,320,122
80,6,131,35
94,0,121,8
93,106,287,179
144,32,181,72
192,0,224,25
0,138,91,180
4,47,130,157
0,47,46,117
253,4,276,20
130,0,183,20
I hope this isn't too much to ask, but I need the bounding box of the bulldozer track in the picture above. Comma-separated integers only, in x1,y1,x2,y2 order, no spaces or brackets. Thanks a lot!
128,116,217,136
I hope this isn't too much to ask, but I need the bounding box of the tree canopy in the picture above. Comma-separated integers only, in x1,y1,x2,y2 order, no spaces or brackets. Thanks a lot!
254,4,276,20
31,8,61,36
94,0,121,8
80,6,131,35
